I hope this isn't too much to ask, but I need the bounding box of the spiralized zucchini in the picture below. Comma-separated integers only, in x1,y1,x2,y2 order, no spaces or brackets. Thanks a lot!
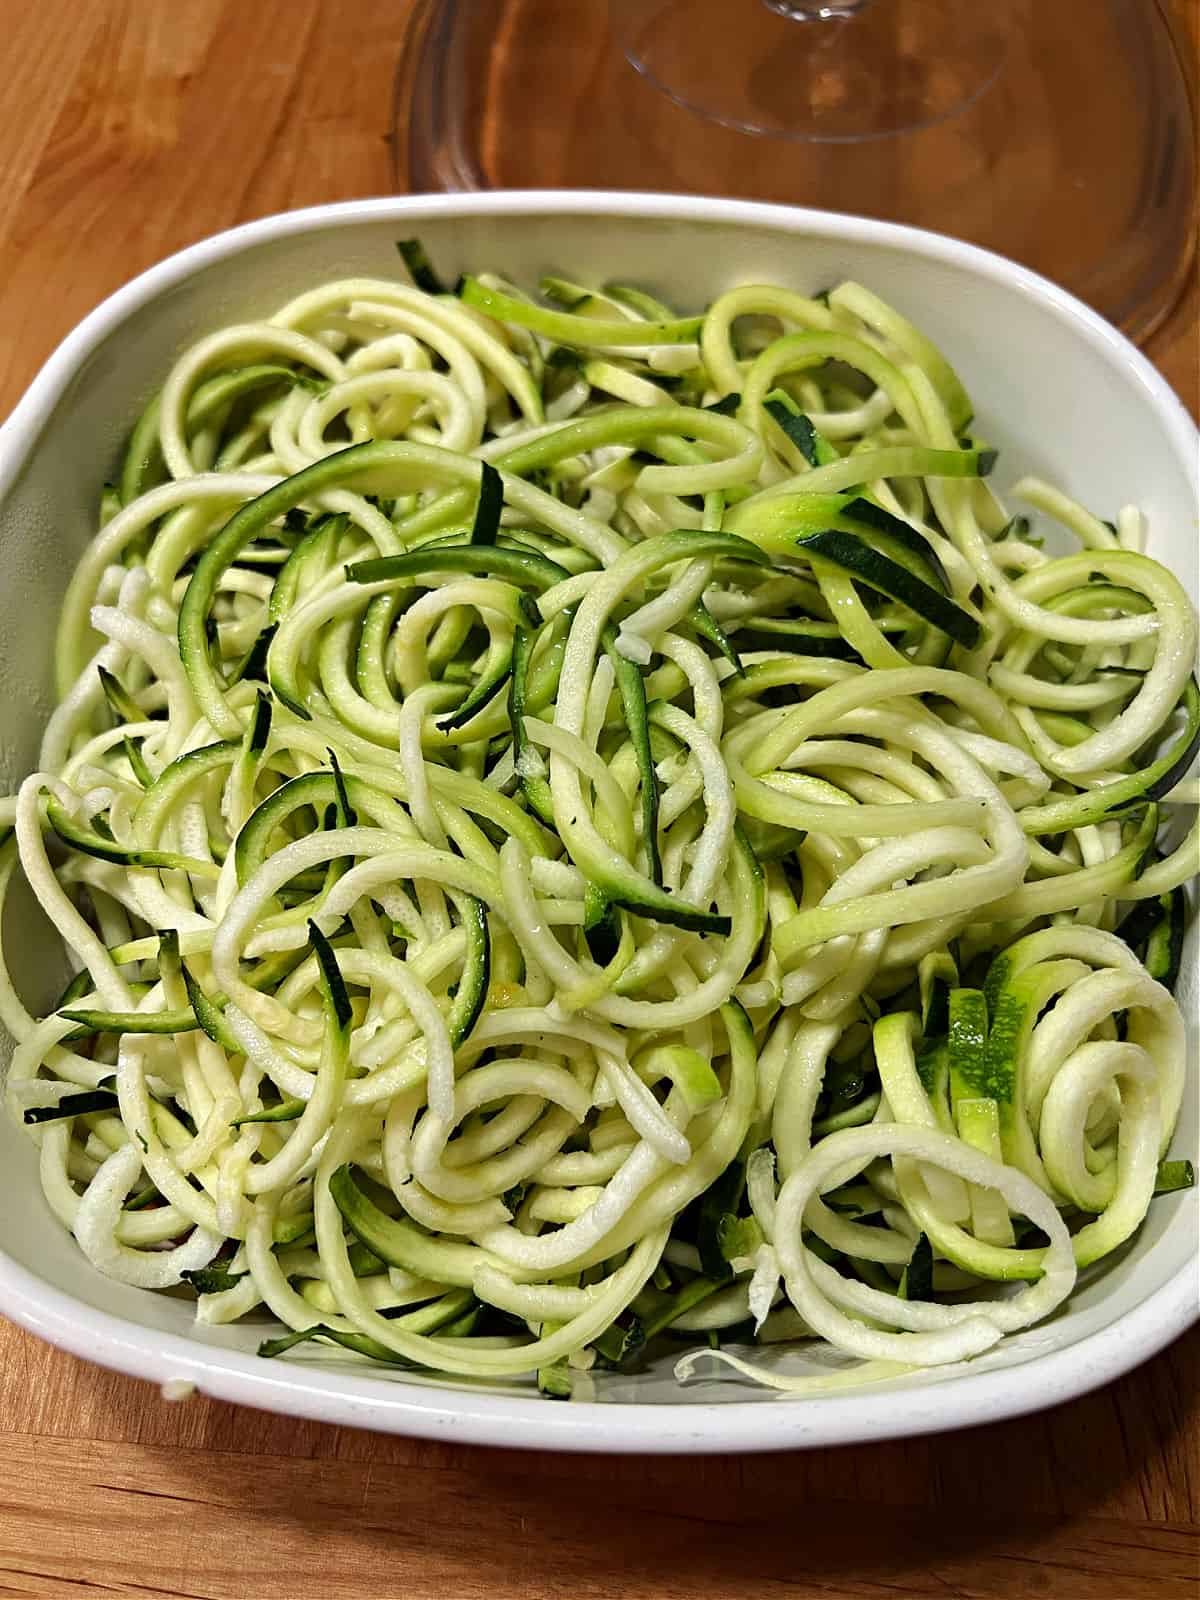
1,253,1195,1399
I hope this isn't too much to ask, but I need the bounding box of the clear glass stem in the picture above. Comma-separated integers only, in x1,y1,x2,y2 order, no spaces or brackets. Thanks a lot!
762,0,874,19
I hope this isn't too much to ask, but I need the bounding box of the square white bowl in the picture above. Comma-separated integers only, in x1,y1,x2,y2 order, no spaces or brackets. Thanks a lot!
0,193,1195,1453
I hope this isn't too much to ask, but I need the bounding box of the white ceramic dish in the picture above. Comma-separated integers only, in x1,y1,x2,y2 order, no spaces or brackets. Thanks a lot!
0,193,1195,1453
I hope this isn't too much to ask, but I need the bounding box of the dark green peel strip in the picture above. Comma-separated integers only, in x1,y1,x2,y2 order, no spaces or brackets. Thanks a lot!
797,529,982,649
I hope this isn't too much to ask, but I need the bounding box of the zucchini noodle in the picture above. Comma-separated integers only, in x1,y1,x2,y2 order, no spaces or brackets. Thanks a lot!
1,254,1195,1401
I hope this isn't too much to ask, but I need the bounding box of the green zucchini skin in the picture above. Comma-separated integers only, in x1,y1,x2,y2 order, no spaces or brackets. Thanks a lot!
181,967,240,1052
459,277,704,346
233,1099,305,1126
1154,1159,1195,1196
508,622,557,826
1021,679,1200,835
1118,888,1187,990
603,626,662,886
58,1007,198,1039
794,529,982,650
446,896,490,1049
45,795,220,877
12,256,1196,1399
396,237,448,296
24,1089,119,1124
346,543,570,592
470,461,503,545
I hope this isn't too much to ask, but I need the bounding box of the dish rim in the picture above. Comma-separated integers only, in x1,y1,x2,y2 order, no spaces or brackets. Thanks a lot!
0,189,1195,1453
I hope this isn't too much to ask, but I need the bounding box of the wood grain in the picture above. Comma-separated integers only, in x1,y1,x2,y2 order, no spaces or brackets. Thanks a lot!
0,3,1196,1596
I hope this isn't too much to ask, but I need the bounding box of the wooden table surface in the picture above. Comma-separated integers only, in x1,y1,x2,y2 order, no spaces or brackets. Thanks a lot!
0,3,1196,1596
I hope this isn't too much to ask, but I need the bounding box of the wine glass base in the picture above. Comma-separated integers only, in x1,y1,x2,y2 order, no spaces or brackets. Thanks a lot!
394,0,1197,345
615,0,1010,143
